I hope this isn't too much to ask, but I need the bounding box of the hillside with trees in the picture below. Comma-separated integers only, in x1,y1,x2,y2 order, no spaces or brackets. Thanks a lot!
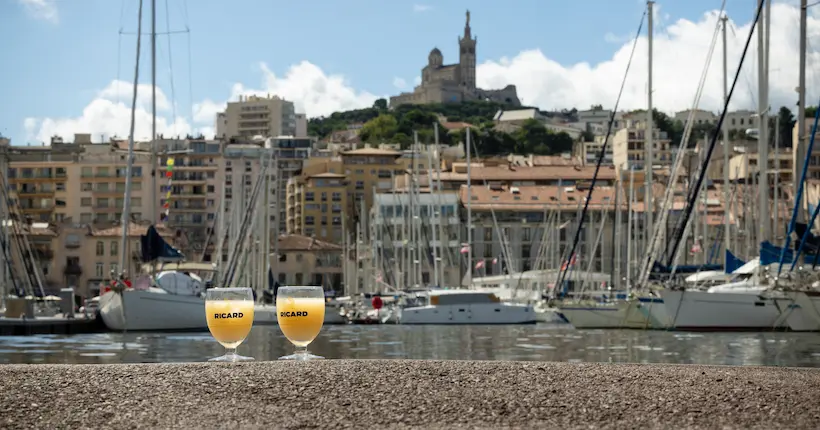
308,99,806,156
307,99,577,156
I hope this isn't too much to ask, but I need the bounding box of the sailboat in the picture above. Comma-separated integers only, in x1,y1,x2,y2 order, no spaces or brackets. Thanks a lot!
98,0,212,331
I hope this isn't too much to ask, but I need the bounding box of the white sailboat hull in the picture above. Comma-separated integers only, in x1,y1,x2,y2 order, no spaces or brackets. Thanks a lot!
660,289,784,331
559,300,654,329
99,288,206,331
773,292,820,332
400,303,536,324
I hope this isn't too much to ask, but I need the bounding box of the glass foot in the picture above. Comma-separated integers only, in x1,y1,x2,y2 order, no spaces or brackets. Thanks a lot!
209,352,254,362
278,352,324,361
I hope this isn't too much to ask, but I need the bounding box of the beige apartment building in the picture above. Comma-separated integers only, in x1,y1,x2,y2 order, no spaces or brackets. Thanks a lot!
2,134,153,225
611,120,674,171
215,94,307,139
9,221,173,299
154,138,222,259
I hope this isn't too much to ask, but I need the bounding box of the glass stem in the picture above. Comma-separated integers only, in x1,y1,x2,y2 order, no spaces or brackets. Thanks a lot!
296,346,308,356
225,347,237,357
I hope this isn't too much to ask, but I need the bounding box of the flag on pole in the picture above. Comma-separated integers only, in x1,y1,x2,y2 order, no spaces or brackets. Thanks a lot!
475,260,485,269
560,253,577,271
460,245,470,254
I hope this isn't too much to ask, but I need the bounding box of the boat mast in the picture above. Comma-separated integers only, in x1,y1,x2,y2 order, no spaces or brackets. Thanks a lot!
795,0,808,222
150,0,158,226
721,14,730,257
757,0,769,244
465,127,473,288
645,0,655,249
119,0,145,272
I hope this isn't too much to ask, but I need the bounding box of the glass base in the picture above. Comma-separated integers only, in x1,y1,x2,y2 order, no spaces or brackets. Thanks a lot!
278,351,324,361
209,352,254,362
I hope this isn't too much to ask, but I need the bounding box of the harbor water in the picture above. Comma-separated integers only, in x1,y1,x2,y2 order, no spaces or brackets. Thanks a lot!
2,324,820,367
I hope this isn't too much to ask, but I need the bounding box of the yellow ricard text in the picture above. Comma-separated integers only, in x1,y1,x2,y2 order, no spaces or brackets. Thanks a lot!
213,313,244,319
280,311,309,317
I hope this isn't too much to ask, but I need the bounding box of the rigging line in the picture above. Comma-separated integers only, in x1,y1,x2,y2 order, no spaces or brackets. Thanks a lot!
164,0,179,137
555,9,647,289
183,0,195,132
666,0,765,270
642,2,723,285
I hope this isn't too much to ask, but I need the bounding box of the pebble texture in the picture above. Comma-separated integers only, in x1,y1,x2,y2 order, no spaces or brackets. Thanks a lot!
1,360,819,429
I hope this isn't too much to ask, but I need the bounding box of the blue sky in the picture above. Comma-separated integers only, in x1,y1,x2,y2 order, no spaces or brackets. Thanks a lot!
0,0,807,144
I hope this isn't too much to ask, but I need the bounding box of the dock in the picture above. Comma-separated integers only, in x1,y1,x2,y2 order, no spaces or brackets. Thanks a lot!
0,315,105,336
1,360,818,429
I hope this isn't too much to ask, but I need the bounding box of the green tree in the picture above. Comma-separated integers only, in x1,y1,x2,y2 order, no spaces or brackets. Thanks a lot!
373,98,388,110
807,106,817,119
359,114,398,143
777,106,796,148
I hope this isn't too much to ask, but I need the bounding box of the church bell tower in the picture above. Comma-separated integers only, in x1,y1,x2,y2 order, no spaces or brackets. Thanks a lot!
458,10,477,91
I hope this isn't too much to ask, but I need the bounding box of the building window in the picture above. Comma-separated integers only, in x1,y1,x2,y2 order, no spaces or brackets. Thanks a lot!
110,263,119,277
95,263,104,278
110,241,118,257
96,241,104,256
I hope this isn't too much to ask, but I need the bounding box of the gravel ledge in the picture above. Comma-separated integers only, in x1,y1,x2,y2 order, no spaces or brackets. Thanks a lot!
1,360,819,429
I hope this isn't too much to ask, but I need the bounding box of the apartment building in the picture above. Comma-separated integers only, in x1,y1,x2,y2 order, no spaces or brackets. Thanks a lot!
155,138,222,258
271,234,343,292
611,122,674,170
673,109,718,125
367,192,462,293
1,134,152,224
9,222,173,299
576,135,614,165
215,94,307,139
287,173,348,243
220,136,313,245
430,164,619,192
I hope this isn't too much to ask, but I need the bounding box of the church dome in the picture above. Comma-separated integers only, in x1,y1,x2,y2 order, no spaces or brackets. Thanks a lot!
428,48,443,67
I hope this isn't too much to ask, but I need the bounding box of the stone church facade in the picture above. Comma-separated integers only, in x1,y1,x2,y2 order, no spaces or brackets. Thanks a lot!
389,11,521,108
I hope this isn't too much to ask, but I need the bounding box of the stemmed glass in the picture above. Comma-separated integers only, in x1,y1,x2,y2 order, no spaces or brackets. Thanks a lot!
205,287,255,362
276,286,326,360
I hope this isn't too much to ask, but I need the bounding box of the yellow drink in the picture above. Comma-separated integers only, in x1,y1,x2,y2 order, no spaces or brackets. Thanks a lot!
276,297,325,347
206,300,254,349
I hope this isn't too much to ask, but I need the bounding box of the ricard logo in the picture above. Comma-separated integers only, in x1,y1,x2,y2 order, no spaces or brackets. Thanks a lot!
280,311,309,317
213,312,244,319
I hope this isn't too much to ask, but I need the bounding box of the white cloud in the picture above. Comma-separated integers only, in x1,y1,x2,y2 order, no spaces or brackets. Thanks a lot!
24,2,820,143
477,3,820,113
413,4,432,13
17,0,58,24
24,82,194,144
393,77,408,89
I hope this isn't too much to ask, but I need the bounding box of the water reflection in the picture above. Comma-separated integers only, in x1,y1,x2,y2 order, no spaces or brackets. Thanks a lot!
1,324,820,367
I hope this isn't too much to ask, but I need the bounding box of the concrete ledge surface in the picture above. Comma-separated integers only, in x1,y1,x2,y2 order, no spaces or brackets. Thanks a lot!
1,360,819,429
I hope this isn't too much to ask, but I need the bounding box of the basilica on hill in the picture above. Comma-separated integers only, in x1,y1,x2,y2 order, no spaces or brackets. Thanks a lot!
389,11,521,108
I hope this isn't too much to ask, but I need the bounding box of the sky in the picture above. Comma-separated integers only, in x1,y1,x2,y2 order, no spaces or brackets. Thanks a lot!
2,0,820,145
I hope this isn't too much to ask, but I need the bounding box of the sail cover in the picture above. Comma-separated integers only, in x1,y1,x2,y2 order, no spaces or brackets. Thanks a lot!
140,225,184,262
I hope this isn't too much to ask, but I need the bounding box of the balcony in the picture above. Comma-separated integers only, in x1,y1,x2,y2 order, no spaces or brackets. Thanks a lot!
64,264,82,276
33,248,54,260
17,189,54,197
65,240,81,249
19,205,55,212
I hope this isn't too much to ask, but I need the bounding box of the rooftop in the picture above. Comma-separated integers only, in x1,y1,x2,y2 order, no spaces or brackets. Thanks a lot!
340,148,402,157
441,165,618,182
276,234,341,252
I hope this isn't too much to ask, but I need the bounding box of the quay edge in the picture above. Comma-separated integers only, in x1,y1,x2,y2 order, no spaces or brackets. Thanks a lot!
1,360,818,429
